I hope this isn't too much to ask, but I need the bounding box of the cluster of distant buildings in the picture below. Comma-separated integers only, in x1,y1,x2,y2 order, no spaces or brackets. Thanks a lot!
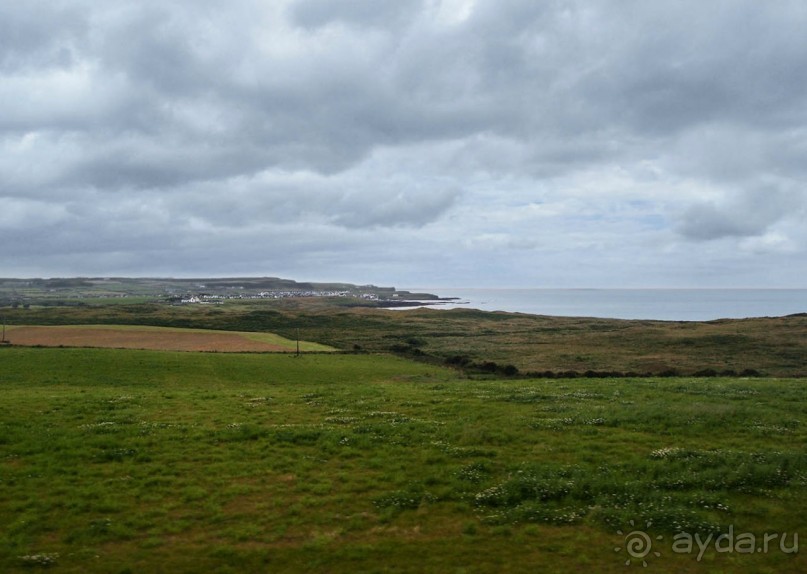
177,290,380,305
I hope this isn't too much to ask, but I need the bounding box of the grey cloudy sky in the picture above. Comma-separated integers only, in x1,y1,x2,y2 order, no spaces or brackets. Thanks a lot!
2,0,806,287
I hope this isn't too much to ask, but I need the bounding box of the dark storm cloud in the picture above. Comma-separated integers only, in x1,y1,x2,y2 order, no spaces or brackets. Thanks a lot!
332,186,461,228
0,2,87,73
291,0,423,29
2,0,806,284
677,185,805,241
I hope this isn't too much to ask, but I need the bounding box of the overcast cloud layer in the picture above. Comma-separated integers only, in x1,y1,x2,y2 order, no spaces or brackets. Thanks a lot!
2,0,806,287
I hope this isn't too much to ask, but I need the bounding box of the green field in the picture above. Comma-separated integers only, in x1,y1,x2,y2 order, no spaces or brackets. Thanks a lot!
1,347,805,572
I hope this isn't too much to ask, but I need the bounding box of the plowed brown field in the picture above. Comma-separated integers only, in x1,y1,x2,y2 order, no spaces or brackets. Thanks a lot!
5,326,293,352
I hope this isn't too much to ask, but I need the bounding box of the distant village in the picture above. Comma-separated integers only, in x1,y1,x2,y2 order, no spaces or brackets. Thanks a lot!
176,289,383,305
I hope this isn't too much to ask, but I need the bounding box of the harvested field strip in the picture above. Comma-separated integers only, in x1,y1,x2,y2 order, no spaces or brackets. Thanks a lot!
4,325,335,353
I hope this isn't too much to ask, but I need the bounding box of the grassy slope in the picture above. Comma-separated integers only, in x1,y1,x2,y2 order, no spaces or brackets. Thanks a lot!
1,347,806,573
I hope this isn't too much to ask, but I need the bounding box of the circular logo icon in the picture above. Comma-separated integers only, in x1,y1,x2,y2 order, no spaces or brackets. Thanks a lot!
615,520,663,567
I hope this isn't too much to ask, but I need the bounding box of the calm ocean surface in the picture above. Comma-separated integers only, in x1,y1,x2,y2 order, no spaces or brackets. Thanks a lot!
406,289,807,321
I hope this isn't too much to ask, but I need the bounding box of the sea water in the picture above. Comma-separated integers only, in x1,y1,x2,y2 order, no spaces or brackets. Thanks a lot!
406,289,807,321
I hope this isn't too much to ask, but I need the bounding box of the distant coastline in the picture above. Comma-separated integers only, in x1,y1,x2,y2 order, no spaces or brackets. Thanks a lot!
0,277,442,308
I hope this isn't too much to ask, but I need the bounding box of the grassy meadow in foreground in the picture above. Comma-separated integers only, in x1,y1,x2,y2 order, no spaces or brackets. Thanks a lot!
1,347,806,573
